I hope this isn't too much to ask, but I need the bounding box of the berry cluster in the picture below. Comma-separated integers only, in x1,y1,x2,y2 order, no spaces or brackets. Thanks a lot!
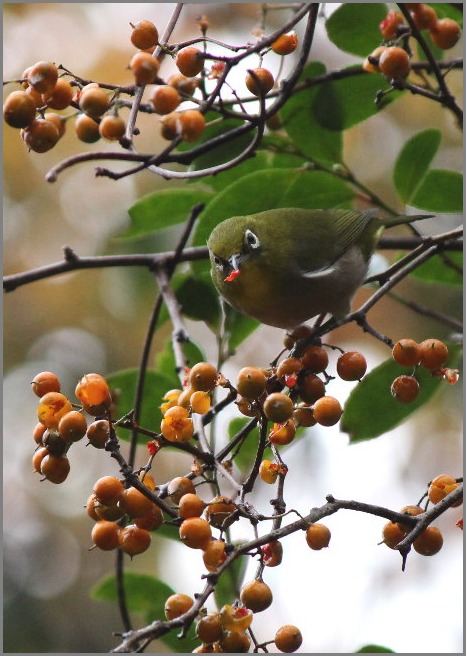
363,5,461,79
390,338,457,403
31,371,112,483
3,17,300,154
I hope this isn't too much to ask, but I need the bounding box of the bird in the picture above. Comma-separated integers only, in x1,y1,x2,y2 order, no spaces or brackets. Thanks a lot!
207,207,433,329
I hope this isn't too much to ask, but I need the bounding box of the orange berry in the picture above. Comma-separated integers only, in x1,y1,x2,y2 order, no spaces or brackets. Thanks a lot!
190,390,211,415
164,593,194,619
93,476,125,506
271,32,298,55
42,78,74,110
379,10,405,39
78,86,110,118
130,19,159,50
160,388,182,414
430,18,461,49
363,46,389,73
40,453,70,484
75,113,100,143
263,392,294,423
167,476,195,503
75,373,112,412
58,410,87,442
37,391,72,429
336,351,367,381
118,524,151,556
413,526,443,556
382,521,406,549
418,338,448,371
179,109,205,142
134,503,164,531
33,446,49,473
379,46,411,79
32,421,47,445
205,496,236,529
283,324,312,349
219,604,253,633
32,371,61,397
312,396,342,427
86,419,110,449
196,612,225,644
268,419,296,446
391,375,419,403
276,357,303,386
150,84,181,114
176,47,204,77
261,540,283,567
21,118,60,153
91,520,121,551
42,429,67,457
297,373,326,404
45,112,66,139
99,115,126,140
292,403,317,428
161,405,194,442
392,338,421,367
305,523,331,550
179,517,212,549
178,493,206,519
129,51,160,85
167,73,198,96
27,61,58,94
301,344,329,373
202,539,227,572
410,4,437,30
259,459,281,484
240,579,273,612
189,362,218,392
275,625,303,653
397,505,424,533
428,474,462,506
218,630,251,653
3,90,36,128
236,366,267,400
245,67,274,96
119,486,154,518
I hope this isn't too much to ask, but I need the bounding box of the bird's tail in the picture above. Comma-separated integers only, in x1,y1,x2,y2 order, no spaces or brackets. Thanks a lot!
382,213,435,228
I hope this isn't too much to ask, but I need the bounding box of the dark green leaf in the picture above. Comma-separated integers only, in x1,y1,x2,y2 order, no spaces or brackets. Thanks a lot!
280,61,343,163
214,552,248,609
156,336,206,381
122,189,214,239
108,369,174,442
158,271,221,328
356,645,395,653
223,305,260,353
408,251,462,286
326,4,388,57
342,345,460,442
313,67,403,131
394,129,442,203
411,170,463,212
187,116,255,171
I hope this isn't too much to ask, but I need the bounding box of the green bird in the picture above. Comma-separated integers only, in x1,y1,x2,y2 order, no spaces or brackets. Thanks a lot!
207,208,433,329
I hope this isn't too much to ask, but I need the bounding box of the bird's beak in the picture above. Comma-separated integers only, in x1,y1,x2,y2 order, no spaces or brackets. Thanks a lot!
224,253,242,282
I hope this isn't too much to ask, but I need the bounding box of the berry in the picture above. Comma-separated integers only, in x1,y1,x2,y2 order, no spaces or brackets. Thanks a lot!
37,392,73,429
43,78,74,110
167,73,198,96
93,476,125,506
118,524,151,556
218,630,251,653
379,46,411,79
301,344,329,373
263,392,294,423
382,521,406,549
236,396,260,417
202,539,227,572
271,32,298,55
93,500,125,522
391,375,419,403
42,429,67,457
428,474,462,506
190,390,211,415
22,118,60,153
269,419,296,445
119,486,154,518
379,10,405,39
336,351,367,381
305,523,331,550
283,324,312,349
179,517,212,549
205,496,236,529
410,4,437,30
160,388,182,414
32,422,47,445
189,362,218,391
240,579,273,612
236,366,267,400
261,540,283,567
275,625,303,653
245,67,274,96
413,526,443,556
276,357,303,386
3,90,36,128
196,612,224,644
78,86,110,118
130,19,159,50
297,373,326,404
430,18,461,49
75,113,100,143
161,405,194,442
40,453,70,484
292,403,316,427
98,115,126,141
33,446,49,473
150,85,181,114
167,476,195,503
259,459,281,484
27,61,58,94
91,520,120,551
219,604,253,633
176,47,204,77
86,419,110,449
86,493,101,521
392,338,421,367
363,46,389,73
159,112,180,140
179,109,205,142
58,410,87,442
134,504,164,531
164,593,194,620
397,505,424,533
129,52,160,85
75,373,112,414
312,396,342,427
418,338,448,371
178,493,206,519
32,371,61,397
45,113,66,139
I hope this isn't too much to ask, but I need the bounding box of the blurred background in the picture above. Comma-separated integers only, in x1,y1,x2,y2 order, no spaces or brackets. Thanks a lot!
3,3,463,653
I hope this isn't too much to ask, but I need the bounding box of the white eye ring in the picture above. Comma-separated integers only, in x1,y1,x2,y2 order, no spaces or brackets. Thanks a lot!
244,229,260,250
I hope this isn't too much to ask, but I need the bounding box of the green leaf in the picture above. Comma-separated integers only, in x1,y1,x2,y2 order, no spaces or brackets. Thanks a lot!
313,67,403,131
408,251,462,286
223,305,260,353
122,189,214,239
356,645,395,653
394,129,442,203
341,345,460,442
187,116,255,171
158,271,221,329
411,170,463,212
214,552,248,609
227,417,260,472
155,336,206,381
280,61,343,163
326,4,388,57
91,573,195,652
108,369,174,442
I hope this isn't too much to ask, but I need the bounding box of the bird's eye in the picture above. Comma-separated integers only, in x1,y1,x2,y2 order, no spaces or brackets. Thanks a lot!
244,229,260,251
213,255,224,269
